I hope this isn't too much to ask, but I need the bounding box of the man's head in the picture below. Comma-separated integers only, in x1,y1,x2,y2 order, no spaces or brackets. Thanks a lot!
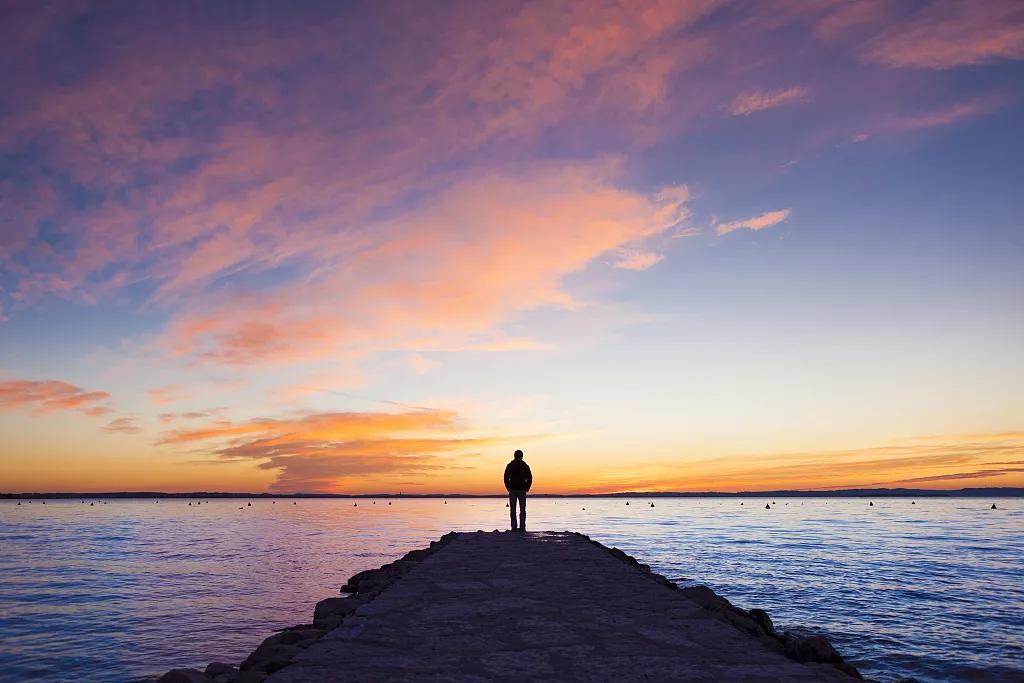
513,449,524,460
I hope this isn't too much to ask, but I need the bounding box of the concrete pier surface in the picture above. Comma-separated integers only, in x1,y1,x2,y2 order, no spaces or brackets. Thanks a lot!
158,530,862,682
262,531,858,682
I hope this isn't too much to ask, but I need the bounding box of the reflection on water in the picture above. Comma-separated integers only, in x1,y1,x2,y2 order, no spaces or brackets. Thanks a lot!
0,498,1021,682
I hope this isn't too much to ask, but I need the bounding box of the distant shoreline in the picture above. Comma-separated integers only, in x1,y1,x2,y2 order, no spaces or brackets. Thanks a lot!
2,487,1021,499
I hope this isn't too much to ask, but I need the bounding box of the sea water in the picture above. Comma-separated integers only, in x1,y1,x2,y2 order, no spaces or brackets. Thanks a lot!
0,497,1020,682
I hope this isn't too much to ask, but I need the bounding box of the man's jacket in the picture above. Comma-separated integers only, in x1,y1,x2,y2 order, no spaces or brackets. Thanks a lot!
504,460,533,492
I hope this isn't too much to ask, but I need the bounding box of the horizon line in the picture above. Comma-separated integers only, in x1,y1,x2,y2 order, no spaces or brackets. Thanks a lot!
3,486,1022,499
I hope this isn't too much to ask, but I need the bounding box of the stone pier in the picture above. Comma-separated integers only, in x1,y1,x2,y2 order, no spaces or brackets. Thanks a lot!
160,531,862,683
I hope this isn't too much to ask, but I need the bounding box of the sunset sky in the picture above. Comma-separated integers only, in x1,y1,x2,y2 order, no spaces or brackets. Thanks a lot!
1,1,1022,494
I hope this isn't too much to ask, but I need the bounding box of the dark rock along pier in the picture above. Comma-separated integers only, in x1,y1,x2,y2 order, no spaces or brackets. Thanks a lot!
158,531,862,682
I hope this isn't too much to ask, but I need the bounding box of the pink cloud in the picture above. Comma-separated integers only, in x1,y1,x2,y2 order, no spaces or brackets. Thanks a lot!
882,99,997,133
864,1,1024,70
146,385,190,405
0,380,110,415
715,209,791,236
162,165,689,366
728,87,808,116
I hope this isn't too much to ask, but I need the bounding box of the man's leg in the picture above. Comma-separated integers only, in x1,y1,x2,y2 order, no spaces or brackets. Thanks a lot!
518,491,527,531
509,490,518,530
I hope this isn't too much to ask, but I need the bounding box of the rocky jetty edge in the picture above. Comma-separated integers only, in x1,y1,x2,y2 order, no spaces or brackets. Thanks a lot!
154,531,862,683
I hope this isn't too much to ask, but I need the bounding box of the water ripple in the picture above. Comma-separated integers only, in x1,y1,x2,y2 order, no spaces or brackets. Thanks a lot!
0,497,1020,683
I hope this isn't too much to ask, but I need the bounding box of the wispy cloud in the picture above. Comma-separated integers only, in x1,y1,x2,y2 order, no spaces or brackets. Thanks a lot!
715,209,791,236
147,385,190,405
864,1,1024,70
883,99,996,133
576,431,1024,493
104,416,141,434
729,87,807,116
0,380,110,415
162,166,690,366
614,250,664,271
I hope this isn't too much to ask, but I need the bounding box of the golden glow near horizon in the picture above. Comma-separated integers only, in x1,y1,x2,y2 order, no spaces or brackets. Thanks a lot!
1,2,1023,494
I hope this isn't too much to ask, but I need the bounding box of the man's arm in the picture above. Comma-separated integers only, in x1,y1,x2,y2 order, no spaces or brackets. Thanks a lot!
503,462,512,490
525,463,533,491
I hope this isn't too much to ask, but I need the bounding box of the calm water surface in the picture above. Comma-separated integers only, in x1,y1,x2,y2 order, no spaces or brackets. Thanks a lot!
0,497,1021,682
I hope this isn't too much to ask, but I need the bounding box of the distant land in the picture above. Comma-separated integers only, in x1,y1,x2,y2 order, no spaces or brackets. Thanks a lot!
2,487,1022,499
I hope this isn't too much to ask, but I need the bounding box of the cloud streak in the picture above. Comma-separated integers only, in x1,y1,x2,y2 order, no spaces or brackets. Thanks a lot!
0,380,110,415
729,87,807,116
715,209,791,236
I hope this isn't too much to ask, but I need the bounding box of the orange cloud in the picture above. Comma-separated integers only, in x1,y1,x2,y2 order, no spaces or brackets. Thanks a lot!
157,408,514,492
715,209,791,236
0,379,110,415
728,87,807,116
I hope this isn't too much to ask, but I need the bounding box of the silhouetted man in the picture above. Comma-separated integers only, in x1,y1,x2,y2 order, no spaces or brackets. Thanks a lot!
504,449,532,531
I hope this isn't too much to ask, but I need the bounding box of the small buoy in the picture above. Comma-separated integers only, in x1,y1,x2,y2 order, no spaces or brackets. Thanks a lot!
42,501,45,505
869,502,874,506
28,501,32,504
272,501,275,504
650,502,655,508
90,502,94,506
582,507,586,510
772,501,776,504
388,501,391,505
373,501,376,504
991,503,997,510
740,502,744,506
506,503,509,507
293,501,297,505
16,502,20,506
765,504,770,509
247,502,252,506
239,506,244,510
188,502,192,506
103,501,107,505
444,501,447,505
912,501,916,505
626,501,630,506
354,503,358,507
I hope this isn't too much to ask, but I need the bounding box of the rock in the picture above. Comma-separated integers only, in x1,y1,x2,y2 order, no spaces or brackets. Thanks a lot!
314,596,361,622
262,628,323,648
785,634,836,662
231,672,268,683
782,633,862,679
748,608,775,635
240,643,303,673
157,669,211,683
340,568,378,592
204,662,237,677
